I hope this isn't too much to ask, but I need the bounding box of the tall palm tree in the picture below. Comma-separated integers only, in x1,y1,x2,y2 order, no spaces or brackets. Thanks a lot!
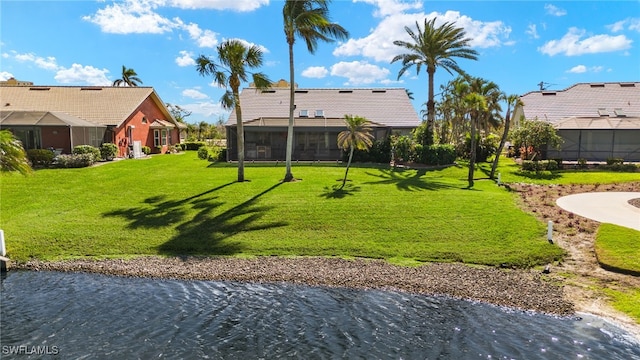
391,17,478,145
463,92,487,188
0,130,32,175
112,65,143,87
490,94,522,180
283,0,349,182
337,115,373,189
196,39,271,182
197,121,210,141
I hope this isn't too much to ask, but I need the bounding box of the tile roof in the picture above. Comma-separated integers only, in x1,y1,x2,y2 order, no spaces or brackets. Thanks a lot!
554,117,640,130
518,82,640,124
0,110,106,127
0,85,171,127
227,87,421,128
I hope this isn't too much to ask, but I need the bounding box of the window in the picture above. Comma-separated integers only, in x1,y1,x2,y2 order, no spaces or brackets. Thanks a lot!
154,129,161,147
315,110,324,117
299,110,308,117
162,129,167,145
142,117,148,124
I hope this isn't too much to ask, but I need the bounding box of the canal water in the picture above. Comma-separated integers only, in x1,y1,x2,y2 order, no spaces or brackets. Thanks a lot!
1,271,639,359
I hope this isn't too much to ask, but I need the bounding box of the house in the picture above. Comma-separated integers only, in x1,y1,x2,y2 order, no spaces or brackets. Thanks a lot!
513,82,640,161
0,81,186,157
226,83,421,161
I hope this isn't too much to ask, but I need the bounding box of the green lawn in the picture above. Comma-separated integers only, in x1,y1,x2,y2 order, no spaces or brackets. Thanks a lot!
595,224,640,275
0,152,563,267
479,157,640,185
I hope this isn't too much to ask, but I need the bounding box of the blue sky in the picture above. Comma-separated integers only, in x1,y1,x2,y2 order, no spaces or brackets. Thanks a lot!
2,0,639,124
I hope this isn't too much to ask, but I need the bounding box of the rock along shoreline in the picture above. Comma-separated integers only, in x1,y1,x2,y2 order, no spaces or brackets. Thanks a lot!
12,256,574,317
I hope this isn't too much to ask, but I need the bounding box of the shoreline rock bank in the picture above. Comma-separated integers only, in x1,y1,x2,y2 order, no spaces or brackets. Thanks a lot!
13,256,574,316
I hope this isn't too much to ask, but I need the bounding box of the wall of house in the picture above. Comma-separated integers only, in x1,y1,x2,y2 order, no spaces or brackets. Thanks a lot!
113,96,178,157
41,126,72,153
547,129,640,161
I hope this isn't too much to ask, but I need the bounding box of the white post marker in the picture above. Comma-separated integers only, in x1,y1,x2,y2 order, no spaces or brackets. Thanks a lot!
497,173,501,186
0,229,5,256
547,221,553,243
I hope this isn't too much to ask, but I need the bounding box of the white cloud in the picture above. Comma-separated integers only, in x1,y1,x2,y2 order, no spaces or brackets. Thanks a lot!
539,27,632,56
182,88,209,99
334,10,511,63
54,64,111,86
607,18,640,33
330,61,391,85
301,66,329,78
12,52,60,71
0,71,14,81
180,100,230,121
168,0,269,11
567,65,605,74
567,65,586,73
176,50,196,67
526,24,539,39
544,4,567,17
82,0,176,34
177,21,219,48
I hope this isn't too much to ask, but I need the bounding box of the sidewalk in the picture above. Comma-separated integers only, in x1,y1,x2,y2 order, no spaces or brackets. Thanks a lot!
556,192,640,231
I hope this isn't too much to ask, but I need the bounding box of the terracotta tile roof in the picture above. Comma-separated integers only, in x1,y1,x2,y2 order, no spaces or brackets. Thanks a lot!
0,85,171,127
228,87,421,128
518,82,640,124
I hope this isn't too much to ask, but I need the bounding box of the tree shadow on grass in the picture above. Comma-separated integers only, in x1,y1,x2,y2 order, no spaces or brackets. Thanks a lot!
104,181,287,256
319,183,362,199
364,168,455,191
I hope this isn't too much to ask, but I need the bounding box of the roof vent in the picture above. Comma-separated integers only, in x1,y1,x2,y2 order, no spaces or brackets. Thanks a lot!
29,87,50,91
590,83,605,88
315,110,324,117
299,110,308,117
295,90,308,94
620,83,636,88
80,87,102,91
261,90,276,93
339,90,353,93
541,91,556,96
372,89,386,93
614,108,626,117
597,108,608,116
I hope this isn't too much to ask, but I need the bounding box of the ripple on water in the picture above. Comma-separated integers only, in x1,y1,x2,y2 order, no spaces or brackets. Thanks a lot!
1,271,639,359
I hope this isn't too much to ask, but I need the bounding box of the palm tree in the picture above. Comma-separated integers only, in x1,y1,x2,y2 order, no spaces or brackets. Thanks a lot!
112,65,143,87
463,92,487,188
196,39,271,182
490,94,522,180
337,115,373,189
0,130,32,175
283,0,349,182
391,17,478,145
197,121,210,141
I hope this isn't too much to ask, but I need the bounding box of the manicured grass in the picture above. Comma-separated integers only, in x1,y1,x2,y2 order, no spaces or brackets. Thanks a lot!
479,158,640,185
603,288,640,323
595,224,640,275
1,152,564,266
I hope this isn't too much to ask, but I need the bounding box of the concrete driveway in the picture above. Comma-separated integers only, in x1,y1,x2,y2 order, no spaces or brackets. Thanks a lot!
556,192,640,231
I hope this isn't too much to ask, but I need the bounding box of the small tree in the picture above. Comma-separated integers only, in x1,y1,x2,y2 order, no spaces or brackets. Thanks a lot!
510,118,562,161
0,130,32,175
337,115,374,189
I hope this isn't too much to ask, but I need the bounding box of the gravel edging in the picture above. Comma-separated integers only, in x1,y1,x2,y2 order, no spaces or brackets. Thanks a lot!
12,256,574,316
629,198,640,209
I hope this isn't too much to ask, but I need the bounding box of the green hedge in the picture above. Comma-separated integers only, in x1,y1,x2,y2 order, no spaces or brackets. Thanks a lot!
100,143,118,160
521,160,558,172
26,149,55,167
414,144,456,165
56,154,95,168
73,145,101,162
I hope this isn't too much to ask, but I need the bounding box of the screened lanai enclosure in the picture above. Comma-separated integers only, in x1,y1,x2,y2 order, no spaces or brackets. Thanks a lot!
546,117,640,161
0,111,107,154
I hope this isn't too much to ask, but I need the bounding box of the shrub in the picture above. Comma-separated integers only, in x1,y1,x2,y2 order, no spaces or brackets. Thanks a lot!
545,159,559,171
460,133,499,162
26,149,54,167
391,135,413,163
414,144,456,165
606,158,624,165
56,154,95,168
577,158,588,169
141,146,151,155
521,160,558,172
197,146,209,160
219,148,227,162
349,137,392,163
73,145,100,162
550,158,563,169
183,141,206,151
603,163,638,172
100,143,118,161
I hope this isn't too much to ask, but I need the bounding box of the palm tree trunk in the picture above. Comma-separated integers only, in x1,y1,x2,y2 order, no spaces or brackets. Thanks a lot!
284,42,295,182
490,107,511,180
341,146,354,189
467,115,477,188
234,96,245,183
426,69,435,146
